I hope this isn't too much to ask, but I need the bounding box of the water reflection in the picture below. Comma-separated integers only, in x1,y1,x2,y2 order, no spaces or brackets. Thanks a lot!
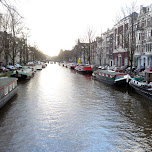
0,64,152,151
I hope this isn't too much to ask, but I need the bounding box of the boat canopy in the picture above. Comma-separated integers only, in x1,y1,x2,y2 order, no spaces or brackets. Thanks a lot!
0,77,17,89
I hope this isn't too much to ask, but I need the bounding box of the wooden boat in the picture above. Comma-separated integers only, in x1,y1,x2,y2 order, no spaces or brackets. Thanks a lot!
75,64,92,74
0,77,18,108
93,69,130,86
129,69,152,99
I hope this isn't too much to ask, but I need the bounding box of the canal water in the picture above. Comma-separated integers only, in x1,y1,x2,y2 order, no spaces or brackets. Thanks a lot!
1,64,152,152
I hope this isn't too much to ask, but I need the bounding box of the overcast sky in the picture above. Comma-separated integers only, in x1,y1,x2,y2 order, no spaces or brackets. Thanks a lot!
12,0,152,56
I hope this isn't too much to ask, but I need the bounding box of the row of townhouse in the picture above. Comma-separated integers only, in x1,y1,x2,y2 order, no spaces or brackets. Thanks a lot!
84,4,152,68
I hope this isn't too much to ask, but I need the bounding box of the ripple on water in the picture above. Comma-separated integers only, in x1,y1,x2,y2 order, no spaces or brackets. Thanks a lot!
0,64,152,152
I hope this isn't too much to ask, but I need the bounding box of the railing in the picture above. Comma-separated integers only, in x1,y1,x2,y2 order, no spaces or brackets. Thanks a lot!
0,80,17,99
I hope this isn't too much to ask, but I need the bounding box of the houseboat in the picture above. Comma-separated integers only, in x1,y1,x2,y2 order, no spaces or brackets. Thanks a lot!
75,64,92,74
129,69,152,100
93,69,130,86
11,67,34,79
0,77,18,108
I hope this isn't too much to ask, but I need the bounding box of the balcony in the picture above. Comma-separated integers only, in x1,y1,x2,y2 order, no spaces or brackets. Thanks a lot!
145,51,152,56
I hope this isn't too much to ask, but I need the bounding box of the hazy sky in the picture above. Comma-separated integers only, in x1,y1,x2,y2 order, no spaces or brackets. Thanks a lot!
13,0,152,56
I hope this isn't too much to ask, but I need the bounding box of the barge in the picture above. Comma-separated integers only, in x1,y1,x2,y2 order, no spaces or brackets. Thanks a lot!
75,64,92,74
92,69,130,86
0,77,18,108
129,69,152,100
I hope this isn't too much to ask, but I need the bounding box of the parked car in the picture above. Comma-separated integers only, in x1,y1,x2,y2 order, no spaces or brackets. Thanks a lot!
0,66,9,73
120,65,128,73
7,65,17,71
133,66,145,74
98,66,105,69
15,63,22,69
113,67,120,72
126,66,136,74
138,66,145,72
108,66,115,71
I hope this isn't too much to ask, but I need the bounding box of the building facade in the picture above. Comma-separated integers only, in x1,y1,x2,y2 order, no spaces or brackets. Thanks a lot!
135,4,152,68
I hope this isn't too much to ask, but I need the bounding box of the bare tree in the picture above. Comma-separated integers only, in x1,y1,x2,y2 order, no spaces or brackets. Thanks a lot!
20,28,30,64
3,31,10,65
121,1,138,72
0,2,24,65
96,36,103,66
84,28,95,64
9,6,23,65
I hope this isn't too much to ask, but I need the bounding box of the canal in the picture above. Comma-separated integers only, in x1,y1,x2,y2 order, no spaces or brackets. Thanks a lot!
1,64,152,152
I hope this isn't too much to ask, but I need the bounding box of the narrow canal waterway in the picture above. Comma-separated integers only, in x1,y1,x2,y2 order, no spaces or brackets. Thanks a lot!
1,64,152,152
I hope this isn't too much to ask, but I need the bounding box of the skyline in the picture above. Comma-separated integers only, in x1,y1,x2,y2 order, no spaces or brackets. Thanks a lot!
11,0,152,56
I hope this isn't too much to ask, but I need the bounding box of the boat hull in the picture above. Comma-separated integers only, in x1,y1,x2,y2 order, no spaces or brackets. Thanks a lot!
93,70,128,87
130,81,152,100
0,87,18,108
95,74,127,86
75,65,92,74
11,69,33,80
11,73,29,79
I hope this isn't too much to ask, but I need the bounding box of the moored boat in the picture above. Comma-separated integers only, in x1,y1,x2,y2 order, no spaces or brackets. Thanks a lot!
0,77,18,108
35,61,43,70
11,67,34,79
36,64,42,70
75,64,92,74
93,69,130,86
67,63,77,69
27,62,37,72
129,69,152,100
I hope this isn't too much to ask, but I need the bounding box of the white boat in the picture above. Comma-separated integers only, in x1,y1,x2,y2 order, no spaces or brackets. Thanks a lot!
36,64,42,70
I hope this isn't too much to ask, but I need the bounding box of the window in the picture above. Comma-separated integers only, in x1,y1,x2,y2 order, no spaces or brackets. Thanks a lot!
115,58,117,66
9,84,12,92
139,33,141,40
13,82,15,89
145,20,147,27
4,86,8,95
148,57,150,66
